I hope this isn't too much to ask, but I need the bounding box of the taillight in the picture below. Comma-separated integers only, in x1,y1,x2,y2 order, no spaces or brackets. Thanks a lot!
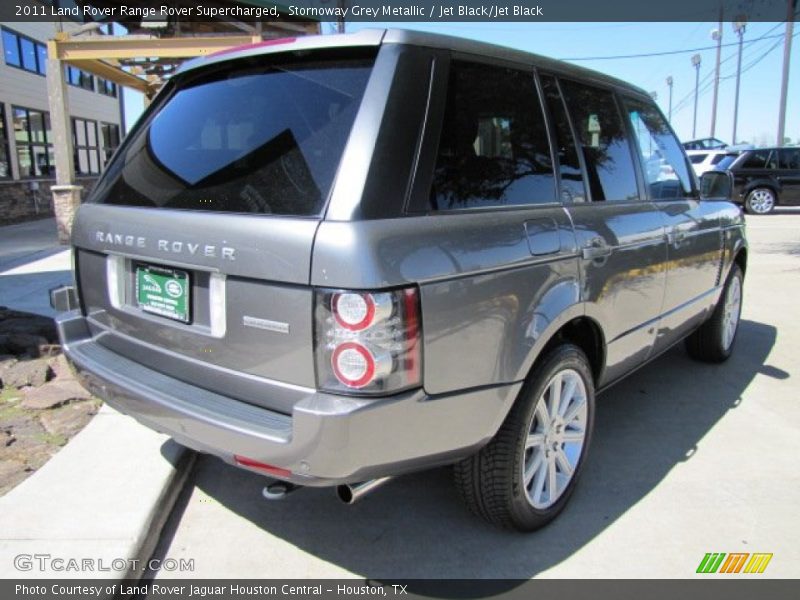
315,287,421,394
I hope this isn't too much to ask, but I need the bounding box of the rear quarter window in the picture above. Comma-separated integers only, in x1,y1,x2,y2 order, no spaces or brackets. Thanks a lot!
429,60,556,210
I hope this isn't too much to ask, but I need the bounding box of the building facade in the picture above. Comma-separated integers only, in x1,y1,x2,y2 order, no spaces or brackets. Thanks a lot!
0,21,123,224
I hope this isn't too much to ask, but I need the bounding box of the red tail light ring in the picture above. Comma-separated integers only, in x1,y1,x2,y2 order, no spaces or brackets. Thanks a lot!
331,342,376,388
332,293,375,331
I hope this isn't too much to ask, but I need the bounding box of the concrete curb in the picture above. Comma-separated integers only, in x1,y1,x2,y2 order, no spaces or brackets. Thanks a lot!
0,403,195,581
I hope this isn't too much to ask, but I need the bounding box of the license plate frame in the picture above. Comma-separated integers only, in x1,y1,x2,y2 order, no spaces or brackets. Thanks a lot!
134,263,191,323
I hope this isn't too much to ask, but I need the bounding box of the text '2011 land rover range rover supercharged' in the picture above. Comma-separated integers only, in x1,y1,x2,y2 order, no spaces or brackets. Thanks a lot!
52,29,747,531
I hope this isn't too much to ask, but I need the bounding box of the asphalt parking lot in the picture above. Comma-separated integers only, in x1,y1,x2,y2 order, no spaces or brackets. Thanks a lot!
151,209,800,580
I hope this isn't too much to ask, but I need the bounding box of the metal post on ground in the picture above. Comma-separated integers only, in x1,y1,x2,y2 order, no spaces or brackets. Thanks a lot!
777,0,796,146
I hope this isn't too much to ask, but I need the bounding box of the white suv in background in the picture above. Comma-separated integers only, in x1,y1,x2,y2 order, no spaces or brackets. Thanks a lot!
687,149,739,176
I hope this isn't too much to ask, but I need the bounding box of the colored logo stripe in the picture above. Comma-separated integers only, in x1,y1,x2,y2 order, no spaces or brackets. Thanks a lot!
744,553,773,574
697,552,773,574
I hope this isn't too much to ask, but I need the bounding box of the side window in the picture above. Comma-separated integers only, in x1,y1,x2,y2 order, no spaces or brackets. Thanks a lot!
430,60,555,210
625,98,693,200
559,80,639,202
779,148,800,170
742,150,770,169
689,154,707,164
540,74,587,203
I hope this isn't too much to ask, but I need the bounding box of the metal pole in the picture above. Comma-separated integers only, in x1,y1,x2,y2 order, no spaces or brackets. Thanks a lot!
777,0,796,146
732,22,745,145
710,5,723,138
667,76,673,122
692,54,702,139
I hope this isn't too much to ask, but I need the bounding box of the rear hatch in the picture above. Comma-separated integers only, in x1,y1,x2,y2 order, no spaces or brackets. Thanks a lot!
71,46,377,414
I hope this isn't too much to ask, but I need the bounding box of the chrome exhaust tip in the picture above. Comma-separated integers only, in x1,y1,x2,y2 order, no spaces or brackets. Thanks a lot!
336,477,393,504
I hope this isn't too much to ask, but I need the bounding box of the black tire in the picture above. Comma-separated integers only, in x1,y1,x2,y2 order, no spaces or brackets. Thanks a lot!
685,264,743,363
454,344,595,532
744,188,776,215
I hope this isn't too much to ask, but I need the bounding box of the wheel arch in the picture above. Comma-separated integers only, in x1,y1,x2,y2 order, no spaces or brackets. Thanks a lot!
533,315,605,386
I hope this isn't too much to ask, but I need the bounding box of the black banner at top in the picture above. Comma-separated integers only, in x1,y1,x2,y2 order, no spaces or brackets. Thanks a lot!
0,0,796,23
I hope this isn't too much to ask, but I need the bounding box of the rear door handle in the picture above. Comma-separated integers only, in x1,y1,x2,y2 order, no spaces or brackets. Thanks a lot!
581,241,612,260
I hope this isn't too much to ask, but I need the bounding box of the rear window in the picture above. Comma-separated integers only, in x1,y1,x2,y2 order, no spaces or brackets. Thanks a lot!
715,155,738,170
689,154,708,164
90,54,374,216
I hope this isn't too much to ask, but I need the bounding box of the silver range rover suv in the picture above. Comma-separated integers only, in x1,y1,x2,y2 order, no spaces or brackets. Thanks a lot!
52,29,747,531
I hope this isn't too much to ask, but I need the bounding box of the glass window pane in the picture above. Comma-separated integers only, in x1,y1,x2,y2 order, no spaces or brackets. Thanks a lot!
91,56,375,216
742,150,769,169
3,30,21,67
689,154,707,164
87,121,97,146
431,61,556,210
89,150,99,173
13,108,30,144
36,43,47,75
46,146,55,177
560,80,639,202
540,74,587,204
625,98,692,200
78,149,89,174
33,146,49,177
779,149,800,170
28,111,46,143
75,120,87,146
20,37,37,72
17,145,33,177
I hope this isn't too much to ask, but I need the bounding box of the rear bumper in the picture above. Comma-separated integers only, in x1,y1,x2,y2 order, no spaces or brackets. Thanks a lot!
56,310,520,486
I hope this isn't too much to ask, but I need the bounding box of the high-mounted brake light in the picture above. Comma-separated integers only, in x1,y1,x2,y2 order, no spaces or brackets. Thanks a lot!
315,287,421,394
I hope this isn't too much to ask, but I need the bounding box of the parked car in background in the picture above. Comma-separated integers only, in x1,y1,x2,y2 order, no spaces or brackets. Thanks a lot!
50,29,747,532
687,149,740,177
720,147,800,214
682,137,728,151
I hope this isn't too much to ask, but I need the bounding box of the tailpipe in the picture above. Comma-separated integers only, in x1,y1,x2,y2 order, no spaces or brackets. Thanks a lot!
262,481,300,501
336,477,393,504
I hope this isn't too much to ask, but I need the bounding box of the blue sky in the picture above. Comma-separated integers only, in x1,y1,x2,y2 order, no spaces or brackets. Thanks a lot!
124,21,799,146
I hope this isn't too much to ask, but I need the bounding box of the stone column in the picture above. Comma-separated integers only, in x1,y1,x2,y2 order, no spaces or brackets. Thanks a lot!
50,184,82,245
46,39,78,244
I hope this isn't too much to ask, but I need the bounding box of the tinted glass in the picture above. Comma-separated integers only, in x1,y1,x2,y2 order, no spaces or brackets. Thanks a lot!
625,98,692,199
689,154,707,164
710,154,730,165
779,148,800,170
742,150,769,169
715,155,738,170
37,44,47,75
91,55,374,216
540,74,587,203
3,30,20,66
560,80,639,202
430,60,556,210
20,37,36,72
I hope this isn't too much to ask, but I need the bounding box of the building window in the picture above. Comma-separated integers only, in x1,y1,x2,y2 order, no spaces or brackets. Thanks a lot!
2,28,47,75
13,106,54,178
0,105,10,178
100,122,120,163
73,118,100,175
66,66,95,91
98,78,118,98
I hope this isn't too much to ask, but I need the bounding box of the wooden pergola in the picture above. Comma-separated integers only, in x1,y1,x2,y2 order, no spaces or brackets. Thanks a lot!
44,13,319,242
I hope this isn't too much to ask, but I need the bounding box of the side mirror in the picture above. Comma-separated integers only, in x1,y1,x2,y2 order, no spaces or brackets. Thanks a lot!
699,170,733,200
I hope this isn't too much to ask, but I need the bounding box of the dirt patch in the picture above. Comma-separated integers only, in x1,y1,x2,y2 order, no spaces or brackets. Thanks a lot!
0,307,101,496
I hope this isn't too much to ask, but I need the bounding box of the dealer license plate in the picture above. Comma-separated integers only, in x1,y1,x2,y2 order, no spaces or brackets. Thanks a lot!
135,264,191,323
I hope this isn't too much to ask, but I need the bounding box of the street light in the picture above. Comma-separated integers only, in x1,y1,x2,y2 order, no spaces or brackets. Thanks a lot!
710,27,722,138
732,17,747,144
691,54,702,139
666,76,674,122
